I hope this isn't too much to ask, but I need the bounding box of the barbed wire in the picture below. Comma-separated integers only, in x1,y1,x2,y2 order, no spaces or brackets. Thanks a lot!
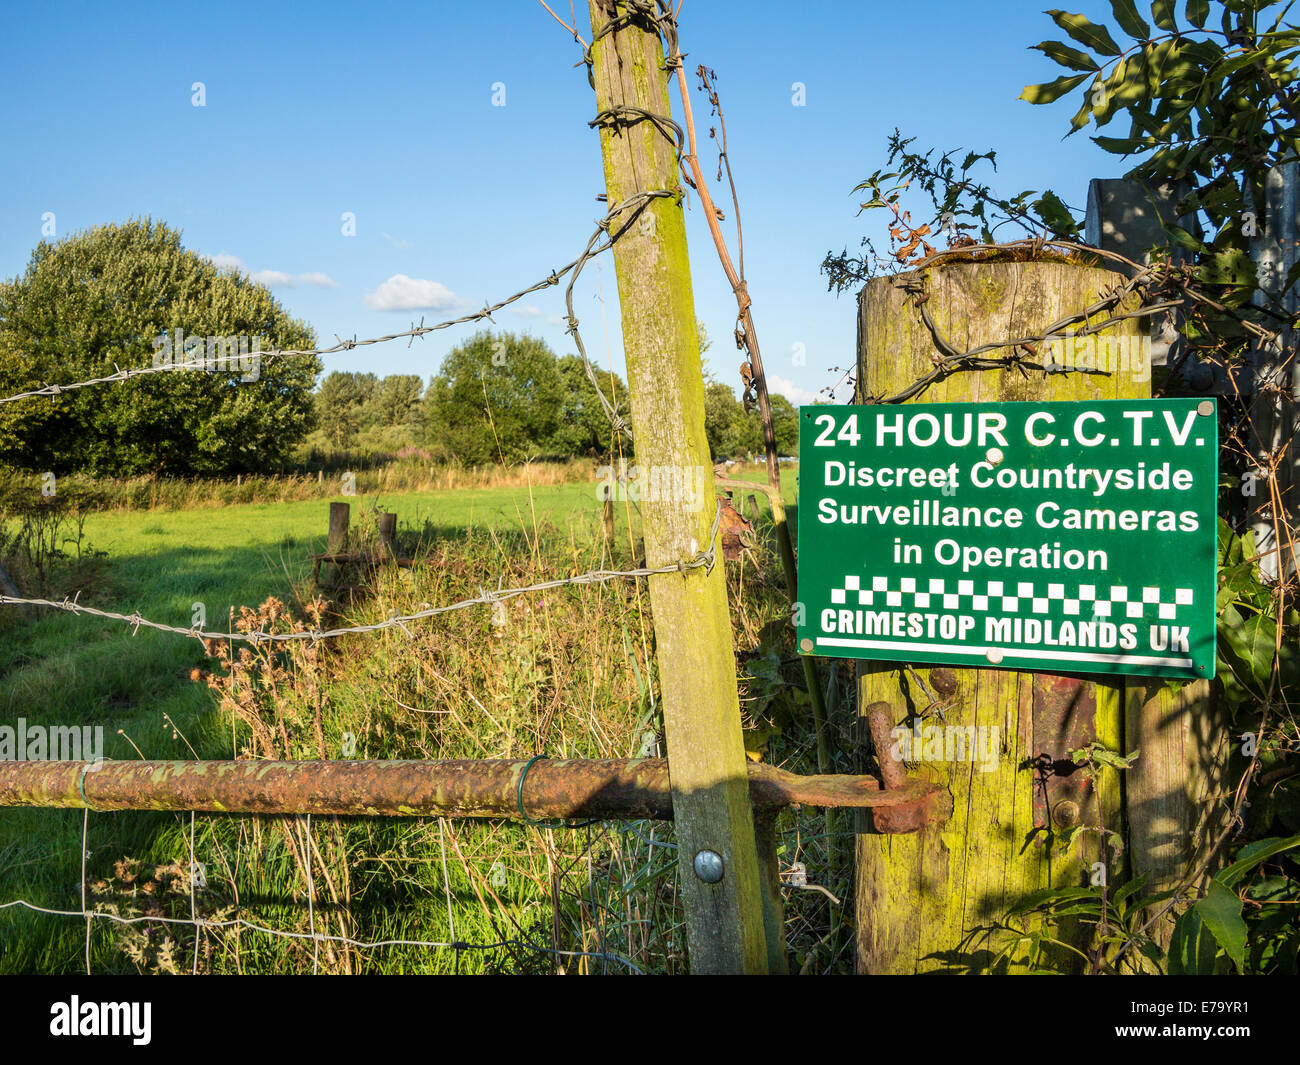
0,0,812,980
562,188,678,438
590,104,686,158
580,0,678,72
0,499,723,644
854,238,1284,404
0,192,664,414
867,270,1183,404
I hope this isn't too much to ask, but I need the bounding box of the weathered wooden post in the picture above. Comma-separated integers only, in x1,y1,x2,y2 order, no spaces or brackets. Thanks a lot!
588,0,777,973
851,255,1221,972
328,502,350,555
1087,178,1248,904
1246,161,1299,580
326,501,350,586
377,511,397,561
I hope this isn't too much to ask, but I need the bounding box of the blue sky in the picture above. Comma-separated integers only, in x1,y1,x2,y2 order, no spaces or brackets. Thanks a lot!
0,1,1126,406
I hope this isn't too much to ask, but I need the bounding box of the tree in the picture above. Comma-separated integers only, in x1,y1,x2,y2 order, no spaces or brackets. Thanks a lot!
702,359,797,460
423,331,565,464
316,372,379,448
549,354,629,457
703,380,741,460
822,0,1300,976
371,374,424,428
1020,0,1298,257
0,219,319,476
769,393,798,456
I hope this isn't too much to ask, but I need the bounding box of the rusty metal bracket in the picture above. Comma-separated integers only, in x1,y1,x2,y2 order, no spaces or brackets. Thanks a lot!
862,703,954,834
1030,674,1097,837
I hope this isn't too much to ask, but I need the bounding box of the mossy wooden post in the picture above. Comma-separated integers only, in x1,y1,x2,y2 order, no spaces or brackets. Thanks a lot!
854,259,1217,972
377,511,397,561
327,502,350,586
588,0,776,973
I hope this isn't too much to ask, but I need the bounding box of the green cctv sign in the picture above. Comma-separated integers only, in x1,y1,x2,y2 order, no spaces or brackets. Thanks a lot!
795,398,1218,680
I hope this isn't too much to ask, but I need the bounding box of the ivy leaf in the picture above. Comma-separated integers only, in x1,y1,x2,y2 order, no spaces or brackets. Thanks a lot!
1194,877,1246,971
1019,72,1093,104
1047,10,1124,55
1033,39,1102,70
1185,0,1209,28
1110,0,1151,39
1151,0,1178,31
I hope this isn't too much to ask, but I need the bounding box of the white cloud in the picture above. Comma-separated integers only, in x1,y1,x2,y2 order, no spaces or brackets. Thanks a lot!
382,232,413,250
767,375,817,406
251,269,294,287
363,274,467,312
205,254,337,289
546,314,566,326
510,304,542,318
206,253,244,272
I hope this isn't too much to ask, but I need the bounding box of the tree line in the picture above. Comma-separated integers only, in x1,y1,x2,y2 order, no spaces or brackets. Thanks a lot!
0,219,797,477
314,331,798,465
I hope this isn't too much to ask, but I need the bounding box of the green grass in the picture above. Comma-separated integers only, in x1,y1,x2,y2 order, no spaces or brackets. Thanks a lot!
0,470,836,975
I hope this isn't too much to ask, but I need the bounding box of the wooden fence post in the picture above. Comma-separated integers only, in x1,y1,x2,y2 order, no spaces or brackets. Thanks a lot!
328,502,350,554
854,256,1220,972
327,502,350,585
588,0,775,973
377,511,397,561
1086,179,1243,910
1246,161,1299,581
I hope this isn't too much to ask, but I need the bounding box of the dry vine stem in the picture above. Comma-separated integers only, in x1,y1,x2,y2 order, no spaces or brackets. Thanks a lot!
655,4,831,775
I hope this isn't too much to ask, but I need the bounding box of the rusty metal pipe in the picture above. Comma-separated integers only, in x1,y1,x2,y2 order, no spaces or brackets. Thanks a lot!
864,702,906,791
0,758,945,820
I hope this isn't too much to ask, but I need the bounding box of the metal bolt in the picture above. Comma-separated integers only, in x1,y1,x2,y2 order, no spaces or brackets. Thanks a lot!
1197,400,1214,417
985,648,1003,665
929,667,958,698
986,447,1004,465
1052,800,1080,829
800,637,814,653
692,849,724,884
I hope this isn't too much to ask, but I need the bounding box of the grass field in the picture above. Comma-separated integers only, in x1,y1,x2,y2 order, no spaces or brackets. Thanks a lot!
0,469,848,974
3,480,627,764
